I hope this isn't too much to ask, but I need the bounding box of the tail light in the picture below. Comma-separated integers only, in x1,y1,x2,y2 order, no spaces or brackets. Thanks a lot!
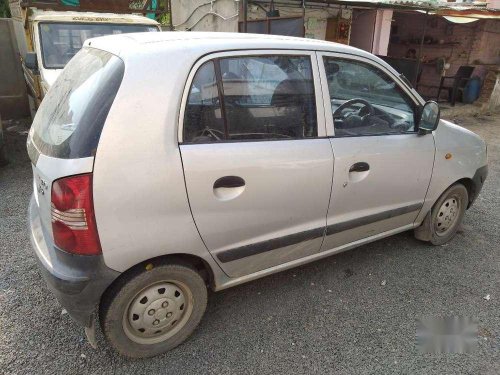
51,174,101,255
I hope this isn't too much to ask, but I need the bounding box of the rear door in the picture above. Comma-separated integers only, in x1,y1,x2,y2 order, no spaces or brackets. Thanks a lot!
317,53,435,250
179,50,333,278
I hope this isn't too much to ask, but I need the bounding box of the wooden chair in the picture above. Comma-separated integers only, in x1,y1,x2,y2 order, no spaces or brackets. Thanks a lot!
436,66,475,106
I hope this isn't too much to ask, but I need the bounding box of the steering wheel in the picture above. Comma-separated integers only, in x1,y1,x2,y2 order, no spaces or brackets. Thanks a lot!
389,121,413,132
332,98,375,119
197,127,224,141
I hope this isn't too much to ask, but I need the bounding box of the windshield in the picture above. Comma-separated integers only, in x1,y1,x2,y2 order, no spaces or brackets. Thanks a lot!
39,22,158,69
32,48,124,159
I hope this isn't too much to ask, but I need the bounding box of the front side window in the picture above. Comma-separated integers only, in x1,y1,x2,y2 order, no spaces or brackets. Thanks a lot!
39,23,159,69
183,55,317,143
323,57,416,137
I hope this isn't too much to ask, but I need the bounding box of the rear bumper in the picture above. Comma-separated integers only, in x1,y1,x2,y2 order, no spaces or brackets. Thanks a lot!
29,195,120,327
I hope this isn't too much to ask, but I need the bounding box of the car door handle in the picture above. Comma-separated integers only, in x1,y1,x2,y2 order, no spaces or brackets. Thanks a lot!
213,176,245,189
349,162,370,173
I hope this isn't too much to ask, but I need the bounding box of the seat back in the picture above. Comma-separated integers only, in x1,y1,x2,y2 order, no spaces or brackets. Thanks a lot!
455,66,475,78
452,66,474,89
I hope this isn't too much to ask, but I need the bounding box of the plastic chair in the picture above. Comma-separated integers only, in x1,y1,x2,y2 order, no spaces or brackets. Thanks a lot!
436,66,475,106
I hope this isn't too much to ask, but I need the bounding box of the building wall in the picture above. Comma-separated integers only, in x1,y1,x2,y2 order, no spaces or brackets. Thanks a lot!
247,4,341,40
171,0,239,32
0,19,30,120
349,9,392,55
388,12,500,98
372,10,393,56
487,0,500,9
171,1,345,39
170,1,397,58
468,20,500,67
171,1,402,56
350,9,376,52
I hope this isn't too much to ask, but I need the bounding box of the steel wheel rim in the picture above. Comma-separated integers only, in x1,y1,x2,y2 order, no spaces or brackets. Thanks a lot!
435,194,461,237
123,280,193,345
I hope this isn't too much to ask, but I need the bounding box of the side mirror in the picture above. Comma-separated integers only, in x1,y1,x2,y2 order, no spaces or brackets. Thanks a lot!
419,101,440,133
24,52,39,73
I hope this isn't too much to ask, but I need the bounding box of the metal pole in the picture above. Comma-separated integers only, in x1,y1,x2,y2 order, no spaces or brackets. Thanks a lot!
371,9,377,53
302,0,306,37
243,0,248,33
168,0,174,31
414,10,428,88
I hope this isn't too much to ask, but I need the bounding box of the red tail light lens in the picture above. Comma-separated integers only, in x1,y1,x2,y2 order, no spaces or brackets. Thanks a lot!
51,174,102,255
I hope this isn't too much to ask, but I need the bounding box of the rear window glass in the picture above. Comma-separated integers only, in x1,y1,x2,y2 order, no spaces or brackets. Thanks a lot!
32,47,124,159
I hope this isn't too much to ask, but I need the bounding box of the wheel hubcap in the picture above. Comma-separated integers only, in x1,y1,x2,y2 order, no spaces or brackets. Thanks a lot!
435,195,460,236
123,281,193,344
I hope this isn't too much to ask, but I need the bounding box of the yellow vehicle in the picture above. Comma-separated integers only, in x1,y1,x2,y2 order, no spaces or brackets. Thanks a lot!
9,0,165,109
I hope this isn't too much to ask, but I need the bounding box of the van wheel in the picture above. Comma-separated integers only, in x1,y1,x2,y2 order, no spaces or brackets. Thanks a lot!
428,183,468,245
0,145,8,167
99,262,207,358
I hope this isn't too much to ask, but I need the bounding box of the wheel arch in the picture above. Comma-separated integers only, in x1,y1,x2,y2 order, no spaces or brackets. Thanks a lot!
415,179,471,242
100,253,217,309
426,177,474,217
456,177,474,209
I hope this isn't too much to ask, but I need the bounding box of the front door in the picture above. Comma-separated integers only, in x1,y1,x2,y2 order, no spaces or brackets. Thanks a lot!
317,53,435,250
179,51,333,277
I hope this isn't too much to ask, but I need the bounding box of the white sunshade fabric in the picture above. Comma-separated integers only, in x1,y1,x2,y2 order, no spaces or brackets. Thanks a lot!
442,16,479,23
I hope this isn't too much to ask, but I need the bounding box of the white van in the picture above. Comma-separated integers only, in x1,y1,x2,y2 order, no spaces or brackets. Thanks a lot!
9,1,160,108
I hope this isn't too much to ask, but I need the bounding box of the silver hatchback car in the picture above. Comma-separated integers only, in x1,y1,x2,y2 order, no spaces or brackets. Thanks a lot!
28,32,487,358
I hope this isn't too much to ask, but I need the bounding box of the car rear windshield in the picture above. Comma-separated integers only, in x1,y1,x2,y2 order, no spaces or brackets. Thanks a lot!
31,47,124,159
39,22,158,69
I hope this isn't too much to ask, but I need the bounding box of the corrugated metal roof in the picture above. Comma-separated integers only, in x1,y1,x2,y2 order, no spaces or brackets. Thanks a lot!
383,0,489,6
253,0,500,17
348,0,494,10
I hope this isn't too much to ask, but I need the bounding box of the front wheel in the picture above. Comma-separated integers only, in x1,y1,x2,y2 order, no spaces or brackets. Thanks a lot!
429,183,468,245
99,261,207,358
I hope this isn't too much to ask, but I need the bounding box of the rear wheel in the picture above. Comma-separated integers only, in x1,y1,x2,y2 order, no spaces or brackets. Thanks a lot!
100,261,207,358
429,183,468,245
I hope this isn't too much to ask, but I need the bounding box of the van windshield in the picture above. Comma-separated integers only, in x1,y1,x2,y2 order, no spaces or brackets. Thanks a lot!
31,47,124,159
39,22,158,69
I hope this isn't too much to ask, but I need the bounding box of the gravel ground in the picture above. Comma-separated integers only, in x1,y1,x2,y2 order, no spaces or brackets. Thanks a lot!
1,114,499,374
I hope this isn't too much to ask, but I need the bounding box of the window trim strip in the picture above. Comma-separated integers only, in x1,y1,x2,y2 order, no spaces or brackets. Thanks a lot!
213,58,230,140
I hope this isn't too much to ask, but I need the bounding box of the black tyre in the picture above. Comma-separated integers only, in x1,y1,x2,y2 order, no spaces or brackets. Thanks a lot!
429,183,468,245
0,145,7,167
99,261,207,358
0,125,8,167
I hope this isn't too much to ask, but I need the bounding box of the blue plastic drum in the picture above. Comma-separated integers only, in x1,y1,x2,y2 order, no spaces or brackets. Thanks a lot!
463,76,482,104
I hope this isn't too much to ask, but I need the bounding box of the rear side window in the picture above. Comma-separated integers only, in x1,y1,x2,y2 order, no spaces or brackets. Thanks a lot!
183,55,317,143
32,48,124,158
184,61,225,142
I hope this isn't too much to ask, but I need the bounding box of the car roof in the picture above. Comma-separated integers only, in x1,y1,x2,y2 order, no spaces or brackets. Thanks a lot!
84,31,375,61
31,10,159,25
